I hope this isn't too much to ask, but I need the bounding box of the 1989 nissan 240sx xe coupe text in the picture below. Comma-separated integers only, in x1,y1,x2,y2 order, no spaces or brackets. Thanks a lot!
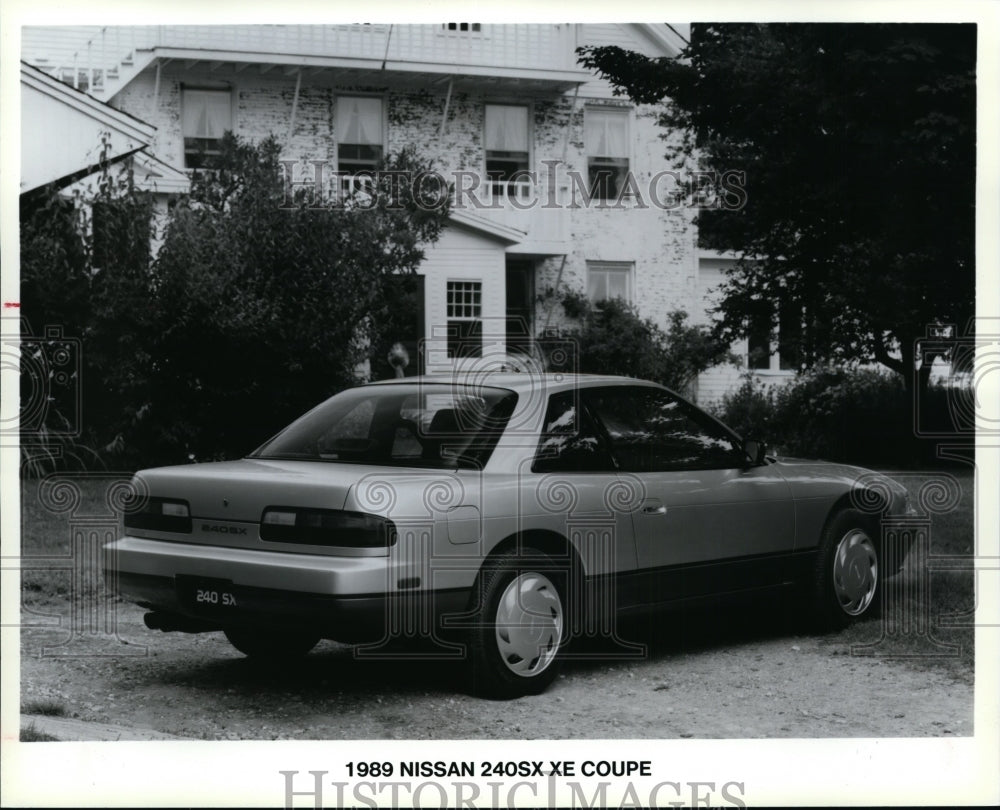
106,374,915,698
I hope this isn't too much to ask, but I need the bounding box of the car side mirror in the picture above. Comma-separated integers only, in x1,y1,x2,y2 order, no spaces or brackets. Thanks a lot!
743,439,768,467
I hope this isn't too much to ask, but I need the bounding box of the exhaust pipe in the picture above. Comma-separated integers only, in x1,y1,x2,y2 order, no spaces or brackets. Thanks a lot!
144,611,221,634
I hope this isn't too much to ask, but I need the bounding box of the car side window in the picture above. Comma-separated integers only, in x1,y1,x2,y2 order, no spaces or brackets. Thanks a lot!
533,391,615,473
586,386,744,472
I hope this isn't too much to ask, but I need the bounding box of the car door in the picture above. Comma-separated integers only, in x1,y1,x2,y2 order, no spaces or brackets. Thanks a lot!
524,388,639,582
584,385,795,608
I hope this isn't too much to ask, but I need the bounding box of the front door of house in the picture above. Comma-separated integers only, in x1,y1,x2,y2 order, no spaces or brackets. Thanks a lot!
371,274,425,379
505,260,534,358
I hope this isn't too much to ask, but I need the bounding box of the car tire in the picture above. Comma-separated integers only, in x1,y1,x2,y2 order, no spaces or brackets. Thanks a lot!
224,627,320,659
466,547,566,699
812,508,881,631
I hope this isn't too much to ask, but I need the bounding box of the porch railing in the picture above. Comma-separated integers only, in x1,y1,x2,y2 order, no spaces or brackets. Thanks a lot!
22,24,582,93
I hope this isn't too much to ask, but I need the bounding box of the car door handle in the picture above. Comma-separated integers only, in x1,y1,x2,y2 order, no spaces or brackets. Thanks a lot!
642,505,667,515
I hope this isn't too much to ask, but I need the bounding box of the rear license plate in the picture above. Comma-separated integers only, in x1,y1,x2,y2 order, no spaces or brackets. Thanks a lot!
176,576,239,613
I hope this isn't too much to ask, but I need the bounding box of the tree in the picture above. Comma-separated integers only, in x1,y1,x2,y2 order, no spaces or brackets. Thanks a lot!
20,133,451,468
543,291,736,396
579,24,975,396
20,146,154,472
142,134,451,462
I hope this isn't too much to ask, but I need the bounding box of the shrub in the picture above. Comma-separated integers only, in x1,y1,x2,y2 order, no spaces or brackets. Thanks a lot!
19,134,451,471
772,366,911,462
714,374,778,443
542,291,737,395
20,150,154,475
714,366,968,466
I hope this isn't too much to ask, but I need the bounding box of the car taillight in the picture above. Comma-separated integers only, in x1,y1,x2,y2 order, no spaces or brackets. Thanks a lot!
260,508,396,548
123,497,192,533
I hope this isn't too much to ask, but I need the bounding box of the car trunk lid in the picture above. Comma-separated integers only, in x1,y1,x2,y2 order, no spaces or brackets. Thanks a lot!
134,458,361,522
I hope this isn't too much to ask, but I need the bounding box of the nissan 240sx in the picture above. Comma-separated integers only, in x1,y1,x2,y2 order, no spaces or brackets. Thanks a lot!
105,374,914,698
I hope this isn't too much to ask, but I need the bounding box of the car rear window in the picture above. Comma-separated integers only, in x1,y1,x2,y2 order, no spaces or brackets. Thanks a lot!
250,383,518,469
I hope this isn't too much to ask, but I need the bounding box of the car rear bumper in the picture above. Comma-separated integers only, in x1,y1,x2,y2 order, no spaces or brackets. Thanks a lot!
106,535,396,593
104,536,471,642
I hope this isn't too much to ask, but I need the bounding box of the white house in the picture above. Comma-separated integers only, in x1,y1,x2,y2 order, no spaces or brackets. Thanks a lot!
21,23,770,402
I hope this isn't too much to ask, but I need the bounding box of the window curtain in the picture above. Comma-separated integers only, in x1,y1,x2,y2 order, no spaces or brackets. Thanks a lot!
585,109,628,157
182,90,232,138
336,97,383,144
485,105,528,152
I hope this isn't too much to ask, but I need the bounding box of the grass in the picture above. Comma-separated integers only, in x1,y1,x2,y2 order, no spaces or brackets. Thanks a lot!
20,473,135,608
835,469,976,680
20,723,60,742
22,698,68,717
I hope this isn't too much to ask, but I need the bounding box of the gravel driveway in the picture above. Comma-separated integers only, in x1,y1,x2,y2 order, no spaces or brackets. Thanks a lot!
20,596,973,741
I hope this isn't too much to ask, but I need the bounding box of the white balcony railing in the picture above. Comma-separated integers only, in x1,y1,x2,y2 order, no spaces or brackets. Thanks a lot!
150,24,579,72
23,24,583,92
320,174,569,254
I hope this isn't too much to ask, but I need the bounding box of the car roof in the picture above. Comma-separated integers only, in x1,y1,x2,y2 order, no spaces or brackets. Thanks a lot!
364,373,659,393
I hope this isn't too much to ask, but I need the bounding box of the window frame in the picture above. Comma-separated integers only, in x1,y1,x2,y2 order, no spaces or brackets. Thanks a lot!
483,103,532,195
446,280,484,360
442,22,483,34
532,390,617,474
586,261,634,304
746,300,803,374
335,94,386,176
584,106,632,201
584,385,748,473
181,86,234,170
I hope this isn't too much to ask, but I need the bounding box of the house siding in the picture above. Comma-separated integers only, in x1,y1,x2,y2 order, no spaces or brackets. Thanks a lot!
419,225,508,372
30,24,742,402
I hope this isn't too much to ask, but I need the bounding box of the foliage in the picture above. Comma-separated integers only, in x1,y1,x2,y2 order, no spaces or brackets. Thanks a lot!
713,366,968,465
20,139,154,474
543,290,736,394
712,373,779,442
19,133,451,470
579,24,976,394
775,366,911,462
140,134,449,463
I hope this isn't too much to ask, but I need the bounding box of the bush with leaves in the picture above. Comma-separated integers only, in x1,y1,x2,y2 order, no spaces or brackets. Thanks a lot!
713,374,779,444
713,365,964,465
137,134,451,464
770,367,908,462
20,149,155,474
20,133,451,470
542,290,736,395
